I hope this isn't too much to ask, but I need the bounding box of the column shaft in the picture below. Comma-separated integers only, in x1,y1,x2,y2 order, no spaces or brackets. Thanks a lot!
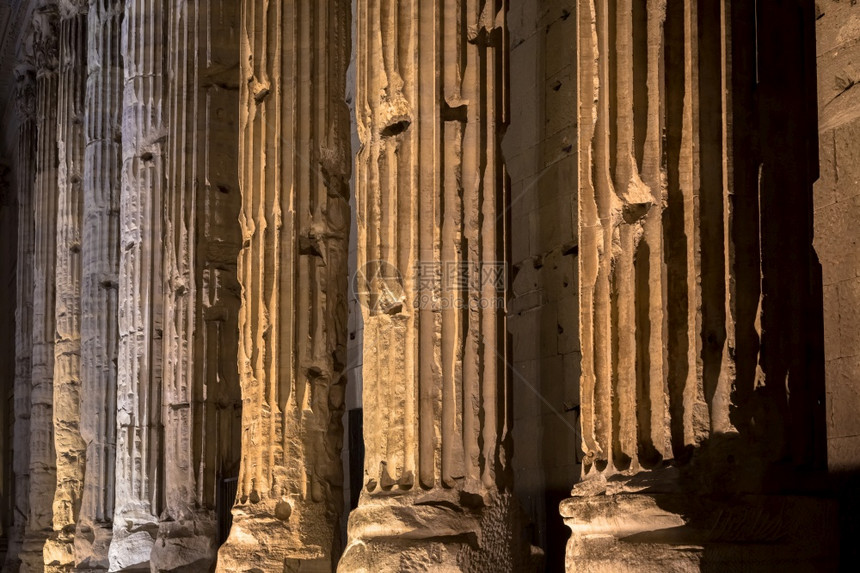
22,3,60,572
45,3,88,570
76,0,123,569
341,1,533,570
216,1,352,570
110,0,166,569
151,0,242,569
565,1,830,570
5,60,37,573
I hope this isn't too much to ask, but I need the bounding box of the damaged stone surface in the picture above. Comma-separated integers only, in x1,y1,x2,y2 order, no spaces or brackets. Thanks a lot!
214,1,352,571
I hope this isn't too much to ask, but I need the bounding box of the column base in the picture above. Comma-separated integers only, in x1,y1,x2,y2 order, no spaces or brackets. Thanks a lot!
215,500,333,573
560,491,838,572
107,517,157,572
339,491,540,573
43,531,74,572
73,522,112,572
20,533,50,573
150,512,217,573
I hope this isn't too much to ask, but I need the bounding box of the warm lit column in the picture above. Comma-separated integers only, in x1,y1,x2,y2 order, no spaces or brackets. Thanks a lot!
76,0,123,569
109,0,166,570
564,0,830,570
215,1,352,570
340,1,534,571
22,3,60,572
44,1,88,570
4,58,37,573
151,0,242,569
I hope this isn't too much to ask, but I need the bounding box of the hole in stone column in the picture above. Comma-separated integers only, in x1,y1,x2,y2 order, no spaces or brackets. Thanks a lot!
274,500,292,521
140,151,154,162
381,119,411,137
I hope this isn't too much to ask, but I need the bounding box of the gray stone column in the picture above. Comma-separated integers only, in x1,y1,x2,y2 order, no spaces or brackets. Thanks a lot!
44,1,88,570
215,1,352,570
109,0,166,569
150,0,242,570
339,1,534,571
22,3,60,572
75,0,123,569
563,1,833,571
5,56,37,573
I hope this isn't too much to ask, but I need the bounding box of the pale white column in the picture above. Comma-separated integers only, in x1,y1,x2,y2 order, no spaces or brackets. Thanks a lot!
22,3,60,572
110,0,166,569
75,0,123,569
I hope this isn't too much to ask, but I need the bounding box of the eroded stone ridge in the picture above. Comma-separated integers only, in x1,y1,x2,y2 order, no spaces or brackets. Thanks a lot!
44,2,88,570
6,56,37,573
567,0,830,570
110,0,166,569
22,3,61,572
340,1,535,570
151,0,242,570
76,0,123,570
215,1,352,570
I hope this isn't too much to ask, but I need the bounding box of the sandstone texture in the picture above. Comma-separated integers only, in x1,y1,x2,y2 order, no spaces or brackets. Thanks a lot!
111,0,166,569
0,1,854,572
216,1,352,570
566,0,833,570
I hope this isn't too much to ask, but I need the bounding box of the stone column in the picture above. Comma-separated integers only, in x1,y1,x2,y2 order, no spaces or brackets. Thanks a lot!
340,1,534,571
5,57,37,573
75,0,123,569
44,2,88,570
215,1,352,570
21,3,60,572
151,1,242,570
563,0,832,570
110,0,166,570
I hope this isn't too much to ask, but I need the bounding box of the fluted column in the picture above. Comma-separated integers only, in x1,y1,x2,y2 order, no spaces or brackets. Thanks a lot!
563,1,830,570
150,1,242,570
44,2,88,570
109,0,166,570
21,3,60,573
340,1,534,571
75,1,123,569
5,58,38,573
215,1,352,570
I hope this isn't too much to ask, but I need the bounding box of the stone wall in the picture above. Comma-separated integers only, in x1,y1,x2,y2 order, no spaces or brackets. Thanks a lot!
504,2,580,570
815,1,860,567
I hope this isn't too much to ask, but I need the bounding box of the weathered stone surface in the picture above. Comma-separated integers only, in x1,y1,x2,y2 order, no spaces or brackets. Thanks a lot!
567,0,830,570
150,1,242,571
110,0,166,569
340,1,536,571
22,3,61,572
75,0,123,570
215,1,352,570
44,2,88,570
5,54,38,573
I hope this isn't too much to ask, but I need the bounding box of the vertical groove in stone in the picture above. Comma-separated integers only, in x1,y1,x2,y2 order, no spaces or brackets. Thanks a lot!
110,0,165,569
342,1,532,570
216,1,351,570
76,1,123,569
153,0,241,569
21,3,60,572
6,56,37,573
45,3,88,570
577,0,748,480
354,0,509,498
